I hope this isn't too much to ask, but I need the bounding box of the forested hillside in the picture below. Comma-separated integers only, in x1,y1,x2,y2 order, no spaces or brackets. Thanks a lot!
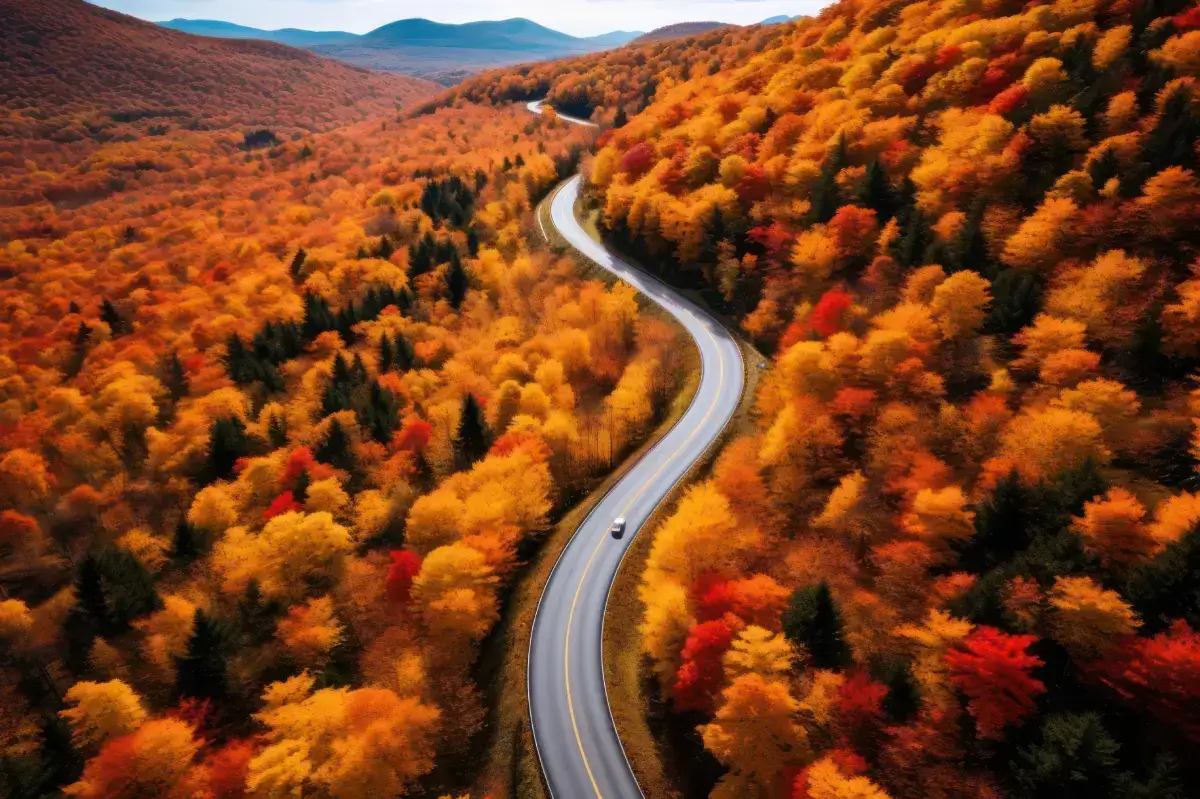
0,0,434,162
582,0,1200,796
0,89,695,796
430,22,784,124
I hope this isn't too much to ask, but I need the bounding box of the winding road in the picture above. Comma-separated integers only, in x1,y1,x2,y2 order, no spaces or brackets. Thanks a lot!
527,101,746,799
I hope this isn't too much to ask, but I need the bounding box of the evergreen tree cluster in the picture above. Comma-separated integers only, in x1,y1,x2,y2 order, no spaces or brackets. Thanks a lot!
419,175,475,227
64,547,161,667
223,284,412,393
320,352,403,445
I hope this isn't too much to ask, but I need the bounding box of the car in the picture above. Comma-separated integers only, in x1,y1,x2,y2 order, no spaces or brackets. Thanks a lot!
610,517,627,539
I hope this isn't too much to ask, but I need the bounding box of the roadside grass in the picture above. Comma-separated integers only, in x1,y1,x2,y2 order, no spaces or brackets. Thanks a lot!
576,187,769,798
468,184,703,799
602,337,763,798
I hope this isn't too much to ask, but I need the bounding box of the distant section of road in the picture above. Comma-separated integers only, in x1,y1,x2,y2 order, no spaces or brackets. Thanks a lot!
527,100,744,799
527,99,599,128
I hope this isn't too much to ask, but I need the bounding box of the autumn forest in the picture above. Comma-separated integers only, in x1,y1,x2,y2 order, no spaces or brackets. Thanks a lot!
4,0,1200,796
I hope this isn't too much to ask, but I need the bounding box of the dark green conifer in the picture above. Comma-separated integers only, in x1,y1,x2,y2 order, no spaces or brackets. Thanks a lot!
175,610,228,701
781,581,850,669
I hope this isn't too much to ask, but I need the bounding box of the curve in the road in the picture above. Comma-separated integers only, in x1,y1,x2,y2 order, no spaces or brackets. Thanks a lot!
526,103,745,799
527,99,599,128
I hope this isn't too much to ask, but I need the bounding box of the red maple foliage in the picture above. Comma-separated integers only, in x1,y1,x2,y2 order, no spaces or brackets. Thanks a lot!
693,573,737,622
673,618,738,713
830,387,878,421
1088,620,1200,742
391,415,433,454
736,165,771,203
279,447,316,486
989,84,1029,117
945,626,1045,739
264,491,302,521
203,739,256,799
808,287,854,338
489,430,551,461
837,672,888,727
386,550,423,606
620,142,656,178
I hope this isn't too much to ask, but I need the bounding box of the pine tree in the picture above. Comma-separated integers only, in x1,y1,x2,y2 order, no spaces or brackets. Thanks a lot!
204,417,246,485
172,520,202,564
351,353,369,384
613,107,629,128
860,159,894,220
699,208,726,266
447,252,470,309
1088,148,1122,191
883,662,921,723
175,610,228,701
267,413,288,449
64,321,92,379
393,333,415,372
237,580,277,645
162,351,189,403
66,548,161,662
1141,84,1199,176
64,554,106,667
289,248,308,281
782,581,851,669
302,292,336,340
223,333,249,384
989,269,1044,334
1013,713,1122,799
1125,525,1200,632
810,135,846,224
949,198,990,275
378,333,395,372
377,235,394,260
317,418,355,474
894,209,930,268
100,546,161,628
1116,755,1185,799
362,380,400,444
455,394,490,471
321,353,355,417
958,469,1034,572
100,298,130,337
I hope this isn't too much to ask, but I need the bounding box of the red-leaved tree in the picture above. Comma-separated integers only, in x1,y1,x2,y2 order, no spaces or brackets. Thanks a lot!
673,618,738,713
264,491,301,520
945,626,1045,739
386,550,423,606
1088,620,1200,742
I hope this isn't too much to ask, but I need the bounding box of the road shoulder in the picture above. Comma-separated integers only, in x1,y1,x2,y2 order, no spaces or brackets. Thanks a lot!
469,183,702,799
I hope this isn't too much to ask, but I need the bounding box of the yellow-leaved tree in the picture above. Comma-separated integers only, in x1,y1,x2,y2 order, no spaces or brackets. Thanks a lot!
701,674,809,799
1047,576,1140,661
60,680,148,747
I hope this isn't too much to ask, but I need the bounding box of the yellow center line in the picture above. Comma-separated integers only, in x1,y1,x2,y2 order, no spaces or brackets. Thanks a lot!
564,322,727,798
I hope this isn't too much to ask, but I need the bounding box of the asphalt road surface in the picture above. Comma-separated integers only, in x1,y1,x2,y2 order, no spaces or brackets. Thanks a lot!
526,100,745,799
526,99,598,128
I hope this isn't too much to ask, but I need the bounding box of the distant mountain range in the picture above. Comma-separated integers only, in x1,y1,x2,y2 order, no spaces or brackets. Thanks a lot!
632,22,733,44
761,15,802,24
159,18,644,84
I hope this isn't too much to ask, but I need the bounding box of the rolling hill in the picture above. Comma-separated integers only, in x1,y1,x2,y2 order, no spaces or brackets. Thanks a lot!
158,18,358,47
632,21,734,43
1,0,435,148
159,17,645,85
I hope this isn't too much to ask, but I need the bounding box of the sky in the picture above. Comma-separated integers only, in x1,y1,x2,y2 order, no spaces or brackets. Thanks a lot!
89,0,827,37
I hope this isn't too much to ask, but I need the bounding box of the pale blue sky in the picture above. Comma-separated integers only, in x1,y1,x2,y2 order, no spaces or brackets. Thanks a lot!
90,0,823,37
